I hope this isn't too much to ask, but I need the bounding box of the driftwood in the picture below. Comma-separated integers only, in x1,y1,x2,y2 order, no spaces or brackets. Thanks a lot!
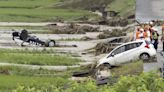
98,29,127,39
95,36,130,55
47,23,99,34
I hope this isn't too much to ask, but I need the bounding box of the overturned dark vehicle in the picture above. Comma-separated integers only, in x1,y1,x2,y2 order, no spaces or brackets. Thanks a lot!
12,29,56,47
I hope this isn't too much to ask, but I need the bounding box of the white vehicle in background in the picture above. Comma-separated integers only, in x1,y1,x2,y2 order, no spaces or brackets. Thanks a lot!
97,40,156,68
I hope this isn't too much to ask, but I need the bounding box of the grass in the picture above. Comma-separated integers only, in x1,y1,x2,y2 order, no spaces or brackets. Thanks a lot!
0,66,74,77
0,0,60,9
0,0,135,22
0,49,81,66
0,75,70,91
107,0,135,17
0,8,93,22
0,0,95,22
0,64,91,91
111,61,143,77
55,0,135,18
56,0,113,10
0,65,92,91
0,49,57,54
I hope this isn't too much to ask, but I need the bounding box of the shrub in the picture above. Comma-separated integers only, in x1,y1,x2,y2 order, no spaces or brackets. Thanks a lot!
13,72,164,92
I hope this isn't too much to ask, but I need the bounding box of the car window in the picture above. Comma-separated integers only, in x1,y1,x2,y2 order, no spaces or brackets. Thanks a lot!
112,46,125,55
126,42,142,51
136,42,143,47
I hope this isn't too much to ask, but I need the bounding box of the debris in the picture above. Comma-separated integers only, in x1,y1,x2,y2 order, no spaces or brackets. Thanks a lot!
94,42,115,55
81,36,93,41
47,23,100,34
51,17,64,22
107,17,128,27
72,70,92,77
97,29,127,39
75,16,89,21
0,70,10,75
93,36,130,55
96,77,109,85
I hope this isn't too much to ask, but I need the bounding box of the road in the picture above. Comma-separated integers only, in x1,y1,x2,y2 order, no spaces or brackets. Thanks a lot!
136,0,164,22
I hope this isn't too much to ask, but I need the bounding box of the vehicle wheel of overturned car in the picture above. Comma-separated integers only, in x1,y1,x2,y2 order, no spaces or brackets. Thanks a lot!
140,53,150,61
45,40,56,47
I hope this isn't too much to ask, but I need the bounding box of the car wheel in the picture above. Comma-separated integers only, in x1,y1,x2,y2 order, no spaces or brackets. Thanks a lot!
103,63,112,69
45,40,56,47
140,53,150,61
48,40,55,47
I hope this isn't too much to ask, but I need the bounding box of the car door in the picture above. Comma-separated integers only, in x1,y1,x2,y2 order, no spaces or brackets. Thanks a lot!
111,45,127,65
124,42,142,62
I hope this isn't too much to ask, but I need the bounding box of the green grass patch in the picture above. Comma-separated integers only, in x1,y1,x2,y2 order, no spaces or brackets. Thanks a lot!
111,61,143,77
0,49,81,66
12,72,164,92
0,0,95,22
0,8,93,22
56,0,113,10
0,66,73,77
107,0,135,17
0,49,56,54
0,75,70,91
0,0,60,9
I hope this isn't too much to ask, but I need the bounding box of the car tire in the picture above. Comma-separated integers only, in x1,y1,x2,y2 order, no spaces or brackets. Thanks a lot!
48,40,55,47
45,40,56,47
103,63,112,69
140,53,150,61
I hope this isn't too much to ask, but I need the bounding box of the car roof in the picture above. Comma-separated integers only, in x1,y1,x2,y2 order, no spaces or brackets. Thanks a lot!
123,40,144,45
106,40,145,56
117,40,144,47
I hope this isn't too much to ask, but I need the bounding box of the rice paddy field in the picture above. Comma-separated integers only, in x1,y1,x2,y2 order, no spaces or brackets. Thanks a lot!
0,0,95,22
0,0,163,92
0,75,70,91
0,49,81,66
0,62,163,92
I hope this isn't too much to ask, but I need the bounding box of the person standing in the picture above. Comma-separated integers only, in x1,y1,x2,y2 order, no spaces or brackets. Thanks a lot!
135,26,141,41
139,28,145,40
152,28,159,51
144,25,151,42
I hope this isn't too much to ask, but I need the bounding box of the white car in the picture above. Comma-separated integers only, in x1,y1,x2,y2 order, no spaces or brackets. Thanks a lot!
97,40,156,68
